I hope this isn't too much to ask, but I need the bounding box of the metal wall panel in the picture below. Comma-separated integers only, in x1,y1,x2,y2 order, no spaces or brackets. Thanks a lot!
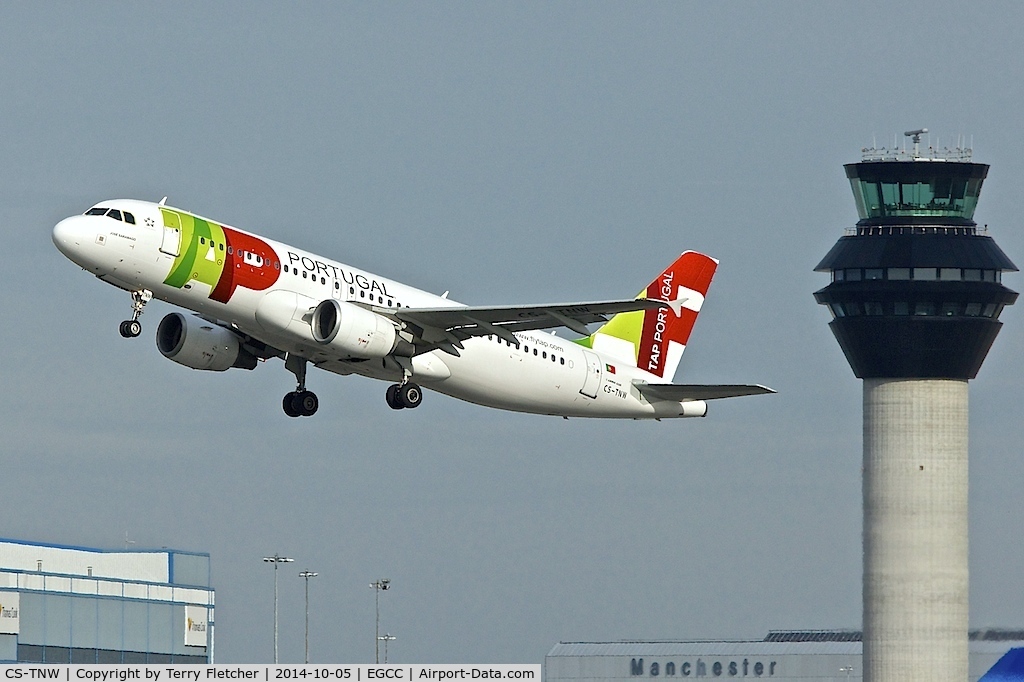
0,634,15,662
96,597,123,651
70,596,97,649
16,593,43,643
42,594,71,648
170,553,210,588
0,542,168,583
122,601,148,652
148,602,174,655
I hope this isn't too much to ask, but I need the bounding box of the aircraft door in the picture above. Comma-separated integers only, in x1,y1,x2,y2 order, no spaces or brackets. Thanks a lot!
159,211,181,257
579,350,603,399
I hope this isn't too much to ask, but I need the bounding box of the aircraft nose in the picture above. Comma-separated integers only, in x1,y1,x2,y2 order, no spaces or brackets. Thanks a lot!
52,215,89,258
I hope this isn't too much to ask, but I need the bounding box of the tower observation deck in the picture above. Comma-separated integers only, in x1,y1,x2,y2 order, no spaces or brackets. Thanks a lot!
815,138,1017,378
815,132,1016,682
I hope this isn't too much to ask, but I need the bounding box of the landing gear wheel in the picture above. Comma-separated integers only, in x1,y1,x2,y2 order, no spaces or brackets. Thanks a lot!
386,384,405,410
398,382,423,409
283,392,300,417
294,390,319,416
119,320,142,338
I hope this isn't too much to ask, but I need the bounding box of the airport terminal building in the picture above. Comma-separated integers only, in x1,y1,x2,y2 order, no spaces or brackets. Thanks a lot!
545,631,1024,682
0,538,214,663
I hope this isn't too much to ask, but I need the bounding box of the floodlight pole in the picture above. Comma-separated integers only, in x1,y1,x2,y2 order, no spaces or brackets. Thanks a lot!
378,634,396,663
263,554,294,664
369,579,390,663
300,570,318,664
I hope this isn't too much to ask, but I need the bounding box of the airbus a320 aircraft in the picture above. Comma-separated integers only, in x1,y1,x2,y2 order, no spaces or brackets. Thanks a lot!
52,199,773,418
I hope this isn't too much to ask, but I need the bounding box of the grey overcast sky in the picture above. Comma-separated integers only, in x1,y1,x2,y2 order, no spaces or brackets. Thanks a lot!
2,0,1024,665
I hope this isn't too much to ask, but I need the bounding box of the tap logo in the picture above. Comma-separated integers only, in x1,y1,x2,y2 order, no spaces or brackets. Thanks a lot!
161,207,281,303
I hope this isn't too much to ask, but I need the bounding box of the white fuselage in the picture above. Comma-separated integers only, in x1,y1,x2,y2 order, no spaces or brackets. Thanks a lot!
53,199,704,419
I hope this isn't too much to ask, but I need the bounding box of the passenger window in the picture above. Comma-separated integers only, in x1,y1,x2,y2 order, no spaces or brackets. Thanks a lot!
360,290,365,298
284,265,289,273
302,271,308,279
334,282,340,289
560,357,565,365
542,351,547,359
227,246,233,254
219,243,225,251
533,348,538,356
387,300,393,307
349,287,355,295
523,346,528,353
551,354,556,362
107,209,122,221
274,262,280,270
321,277,326,285
200,237,206,245
123,212,136,224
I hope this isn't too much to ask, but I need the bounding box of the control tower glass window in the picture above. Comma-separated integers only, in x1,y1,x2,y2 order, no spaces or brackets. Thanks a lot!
846,162,986,221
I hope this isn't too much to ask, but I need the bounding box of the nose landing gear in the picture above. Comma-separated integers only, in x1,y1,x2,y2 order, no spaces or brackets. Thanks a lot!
118,289,152,338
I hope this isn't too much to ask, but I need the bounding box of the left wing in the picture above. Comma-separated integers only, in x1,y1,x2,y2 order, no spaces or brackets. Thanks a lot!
635,383,776,402
385,298,679,355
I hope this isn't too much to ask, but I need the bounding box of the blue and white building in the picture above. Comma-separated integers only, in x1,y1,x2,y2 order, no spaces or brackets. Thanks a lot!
0,538,214,663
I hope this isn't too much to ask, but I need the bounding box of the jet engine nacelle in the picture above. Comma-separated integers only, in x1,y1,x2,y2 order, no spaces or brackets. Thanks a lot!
310,299,399,359
156,312,258,371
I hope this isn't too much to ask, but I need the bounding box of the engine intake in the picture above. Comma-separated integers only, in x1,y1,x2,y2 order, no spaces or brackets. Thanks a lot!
310,299,399,359
156,313,257,371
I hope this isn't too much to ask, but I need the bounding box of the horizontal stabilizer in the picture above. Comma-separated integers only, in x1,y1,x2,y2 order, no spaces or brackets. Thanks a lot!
635,383,776,402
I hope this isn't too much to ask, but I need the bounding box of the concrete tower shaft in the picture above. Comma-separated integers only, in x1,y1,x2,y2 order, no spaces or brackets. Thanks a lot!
863,379,968,682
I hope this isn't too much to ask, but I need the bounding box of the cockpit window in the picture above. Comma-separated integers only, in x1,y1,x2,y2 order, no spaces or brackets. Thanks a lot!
85,207,135,223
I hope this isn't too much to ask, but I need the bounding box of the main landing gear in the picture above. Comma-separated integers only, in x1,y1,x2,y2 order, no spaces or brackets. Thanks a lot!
283,353,318,418
385,382,423,410
118,289,152,338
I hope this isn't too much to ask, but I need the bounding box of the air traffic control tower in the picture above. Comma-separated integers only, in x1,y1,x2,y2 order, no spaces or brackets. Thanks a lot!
814,130,1018,682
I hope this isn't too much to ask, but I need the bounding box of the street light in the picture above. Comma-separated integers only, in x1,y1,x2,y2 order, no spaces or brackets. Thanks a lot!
263,554,294,664
378,634,396,664
369,578,390,663
839,666,854,681
299,570,318,664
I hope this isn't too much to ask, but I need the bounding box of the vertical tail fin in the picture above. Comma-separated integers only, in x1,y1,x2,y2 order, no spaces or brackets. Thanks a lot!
575,251,718,379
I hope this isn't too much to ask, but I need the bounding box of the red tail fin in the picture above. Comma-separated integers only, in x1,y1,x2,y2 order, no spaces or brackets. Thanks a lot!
636,251,718,378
